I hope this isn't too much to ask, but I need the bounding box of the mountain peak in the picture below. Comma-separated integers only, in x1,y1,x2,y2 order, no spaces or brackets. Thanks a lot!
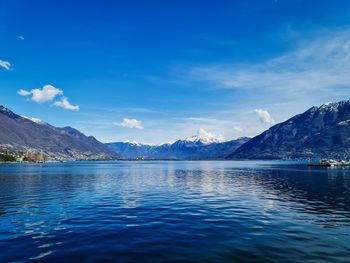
0,105,20,119
122,140,158,146
185,129,225,144
106,134,248,159
229,99,350,159
318,99,350,109
0,105,11,112
0,105,115,160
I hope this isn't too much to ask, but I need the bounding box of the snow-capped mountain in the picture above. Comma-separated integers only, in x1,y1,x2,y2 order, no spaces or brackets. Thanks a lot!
22,116,47,125
184,129,225,145
228,100,350,159
106,130,250,160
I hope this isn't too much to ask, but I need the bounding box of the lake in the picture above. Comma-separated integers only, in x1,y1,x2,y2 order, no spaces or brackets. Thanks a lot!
1,161,350,262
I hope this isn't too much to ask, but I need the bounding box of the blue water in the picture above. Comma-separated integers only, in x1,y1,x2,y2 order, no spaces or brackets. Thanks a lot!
1,161,350,262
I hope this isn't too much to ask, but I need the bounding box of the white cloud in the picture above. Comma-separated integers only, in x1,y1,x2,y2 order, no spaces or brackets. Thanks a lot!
18,85,63,103
0,60,11,70
18,85,79,111
53,98,79,111
255,109,275,125
17,36,24,40
117,118,144,129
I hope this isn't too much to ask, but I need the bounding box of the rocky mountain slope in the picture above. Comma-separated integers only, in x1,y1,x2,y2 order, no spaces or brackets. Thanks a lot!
0,105,116,161
228,100,350,159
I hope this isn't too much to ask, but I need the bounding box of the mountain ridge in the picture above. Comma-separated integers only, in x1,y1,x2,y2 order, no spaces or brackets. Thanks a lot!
228,100,350,159
106,136,250,160
3,99,350,161
0,105,116,161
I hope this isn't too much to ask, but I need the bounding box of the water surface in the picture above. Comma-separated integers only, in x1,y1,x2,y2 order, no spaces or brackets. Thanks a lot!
1,161,350,262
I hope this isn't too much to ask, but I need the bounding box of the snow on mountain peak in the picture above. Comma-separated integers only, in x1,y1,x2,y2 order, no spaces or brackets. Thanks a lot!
22,116,46,125
186,129,225,144
123,140,158,146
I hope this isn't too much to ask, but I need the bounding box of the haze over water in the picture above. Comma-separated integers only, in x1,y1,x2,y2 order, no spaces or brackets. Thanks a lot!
1,161,350,262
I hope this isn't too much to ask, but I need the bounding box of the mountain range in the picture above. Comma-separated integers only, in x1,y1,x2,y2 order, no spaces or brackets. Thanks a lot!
106,130,250,160
229,100,350,160
1,100,350,161
0,105,115,161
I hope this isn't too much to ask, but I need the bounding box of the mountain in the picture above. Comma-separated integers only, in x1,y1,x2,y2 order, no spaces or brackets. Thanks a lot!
228,100,350,160
168,136,251,159
0,105,116,161
106,130,250,160
106,142,156,159
183,129,225,145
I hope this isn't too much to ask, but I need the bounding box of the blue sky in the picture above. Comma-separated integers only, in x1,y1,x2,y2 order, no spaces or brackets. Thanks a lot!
1,0,350,143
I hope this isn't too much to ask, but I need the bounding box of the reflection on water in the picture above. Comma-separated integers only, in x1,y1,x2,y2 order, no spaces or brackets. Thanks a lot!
1,161,350,262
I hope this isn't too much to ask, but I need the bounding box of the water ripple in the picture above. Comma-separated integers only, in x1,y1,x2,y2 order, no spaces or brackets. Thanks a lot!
0,161,350,262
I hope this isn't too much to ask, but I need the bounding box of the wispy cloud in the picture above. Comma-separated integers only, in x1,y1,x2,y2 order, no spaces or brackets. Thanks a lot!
53,98,79,111
116,118,144,129
254,109,275,125
17,89,31,96
17,36,24,40
0,60,11,70
187,29,350,98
